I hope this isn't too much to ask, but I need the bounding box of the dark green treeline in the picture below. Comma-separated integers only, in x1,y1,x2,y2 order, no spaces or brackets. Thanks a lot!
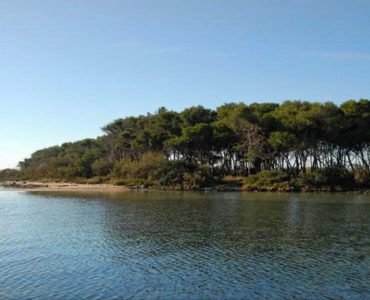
6,99,370,189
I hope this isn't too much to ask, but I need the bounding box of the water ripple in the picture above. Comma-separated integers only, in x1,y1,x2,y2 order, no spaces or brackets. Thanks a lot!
0,191,369,299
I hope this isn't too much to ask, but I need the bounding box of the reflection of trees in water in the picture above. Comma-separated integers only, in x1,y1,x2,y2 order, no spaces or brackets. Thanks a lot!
11,191,369,298
29,190,370,262
284,193,370,263
100,192,238,259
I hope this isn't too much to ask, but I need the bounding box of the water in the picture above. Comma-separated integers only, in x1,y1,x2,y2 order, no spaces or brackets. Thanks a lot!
0,190,369,299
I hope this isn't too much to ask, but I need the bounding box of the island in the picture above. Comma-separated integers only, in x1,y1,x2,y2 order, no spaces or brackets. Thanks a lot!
1,100,370,192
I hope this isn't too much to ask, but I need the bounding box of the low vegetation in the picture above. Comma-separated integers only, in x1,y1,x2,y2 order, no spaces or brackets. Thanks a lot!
243,170,290,191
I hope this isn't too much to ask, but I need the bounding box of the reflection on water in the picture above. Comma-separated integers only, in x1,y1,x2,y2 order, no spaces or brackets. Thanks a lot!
0,191,369,299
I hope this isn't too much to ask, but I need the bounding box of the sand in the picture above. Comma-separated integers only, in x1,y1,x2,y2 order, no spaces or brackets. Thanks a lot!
0,181,129,192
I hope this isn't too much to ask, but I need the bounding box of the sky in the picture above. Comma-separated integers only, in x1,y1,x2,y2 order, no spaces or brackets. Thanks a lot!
1,0,370,169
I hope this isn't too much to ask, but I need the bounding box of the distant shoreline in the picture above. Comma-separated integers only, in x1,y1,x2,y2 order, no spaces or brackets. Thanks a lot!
1,181,370,194
0,181,130,192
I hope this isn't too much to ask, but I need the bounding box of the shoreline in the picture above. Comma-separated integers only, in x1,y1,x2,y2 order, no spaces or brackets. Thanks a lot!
1,181,370,193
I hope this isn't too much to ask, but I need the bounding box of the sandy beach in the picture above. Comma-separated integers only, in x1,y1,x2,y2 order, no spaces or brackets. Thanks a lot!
0,181,130,192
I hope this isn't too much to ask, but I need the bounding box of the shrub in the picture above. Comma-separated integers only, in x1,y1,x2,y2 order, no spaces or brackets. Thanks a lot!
75,150,101,178
157,161,212,190
354,166,370,187
113,179,126,186
56,166,78,180
85,176,108,184
0,169,21,181
112,154,213,189
92,158,112,176
112,152,168,181
72,177,88,184
299,166,354,187
243,170,290,190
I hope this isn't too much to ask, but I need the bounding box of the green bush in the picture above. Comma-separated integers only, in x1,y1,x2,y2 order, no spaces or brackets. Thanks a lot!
299,166,354,187
56,166,78,180
0,169,21,181
112,154,212,189
112,152,168,182
157,161,212,190
75,150,101,178
243,170,290,189
354,166,370,187
113,179,126,186
85,176,108,184
92,158,112,176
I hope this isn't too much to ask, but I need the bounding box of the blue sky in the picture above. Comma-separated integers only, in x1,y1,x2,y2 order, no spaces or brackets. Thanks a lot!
1,0,370,169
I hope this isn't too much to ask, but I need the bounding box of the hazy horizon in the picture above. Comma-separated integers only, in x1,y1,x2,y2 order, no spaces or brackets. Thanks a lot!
1,0,370,169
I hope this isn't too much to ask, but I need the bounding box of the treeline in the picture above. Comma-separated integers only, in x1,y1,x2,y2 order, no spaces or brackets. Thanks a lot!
4,99,370,189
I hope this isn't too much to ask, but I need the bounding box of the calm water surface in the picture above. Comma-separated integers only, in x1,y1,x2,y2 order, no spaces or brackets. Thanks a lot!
0,190,369,299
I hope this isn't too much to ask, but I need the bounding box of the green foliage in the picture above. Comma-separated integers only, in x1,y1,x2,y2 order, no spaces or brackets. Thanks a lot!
112,152,168,183
354,166,370,187
75,150,101,178
298,167,354,188
180,105,216,126
268,131,296,151
243,170,290,189
111,153,212,189
156,161,212,190
91,158,112,176
0,169,21,181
